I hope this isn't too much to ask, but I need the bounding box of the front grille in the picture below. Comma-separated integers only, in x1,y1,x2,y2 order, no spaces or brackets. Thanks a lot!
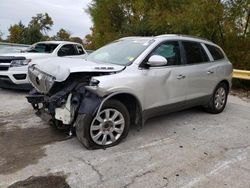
0,56,25,71
0,66,9,71
0,59,12,63
0,59,11,71
13,74,27,80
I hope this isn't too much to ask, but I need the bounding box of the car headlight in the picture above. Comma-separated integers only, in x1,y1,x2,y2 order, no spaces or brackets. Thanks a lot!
10,59,31,67
45,75,56,89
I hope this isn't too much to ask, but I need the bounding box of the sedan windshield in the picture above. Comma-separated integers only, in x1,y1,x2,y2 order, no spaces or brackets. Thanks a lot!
86,39,154,66
25,43,59,53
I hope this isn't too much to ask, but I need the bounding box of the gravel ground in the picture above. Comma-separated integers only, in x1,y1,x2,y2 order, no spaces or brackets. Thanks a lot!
0,88,250,188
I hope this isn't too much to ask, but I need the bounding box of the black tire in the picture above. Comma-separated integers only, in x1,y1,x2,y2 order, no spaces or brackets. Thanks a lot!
75,99,130,149
205,82,229,114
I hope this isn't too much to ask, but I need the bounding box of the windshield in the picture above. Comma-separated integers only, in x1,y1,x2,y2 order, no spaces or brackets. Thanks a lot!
86,39,154,66
25,43,59,53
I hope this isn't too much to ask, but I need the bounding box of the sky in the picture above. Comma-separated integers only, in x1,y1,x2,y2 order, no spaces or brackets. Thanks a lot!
0,0,93,39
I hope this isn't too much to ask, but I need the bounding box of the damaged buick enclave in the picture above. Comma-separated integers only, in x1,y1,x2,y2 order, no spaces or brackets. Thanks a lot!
27,34,232,149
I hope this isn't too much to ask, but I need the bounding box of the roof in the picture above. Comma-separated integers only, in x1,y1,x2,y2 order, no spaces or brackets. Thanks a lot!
120,34,214,45
156,34,213,43
119,36,155,41
36,41,81,45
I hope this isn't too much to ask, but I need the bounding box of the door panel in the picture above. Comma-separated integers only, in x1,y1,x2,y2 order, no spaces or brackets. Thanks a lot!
142,41,188,113
143,66,188,111
181,41,217,101
184,63,218,100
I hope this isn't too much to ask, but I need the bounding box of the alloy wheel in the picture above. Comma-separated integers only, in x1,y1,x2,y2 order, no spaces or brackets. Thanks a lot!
90,108,125,146
214,87,226,110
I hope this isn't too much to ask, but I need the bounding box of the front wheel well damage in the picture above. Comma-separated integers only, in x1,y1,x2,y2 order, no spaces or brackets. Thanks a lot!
107,93,143,128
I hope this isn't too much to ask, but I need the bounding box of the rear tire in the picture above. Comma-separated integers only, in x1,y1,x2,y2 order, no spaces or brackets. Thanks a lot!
205,82,228,114
75,99,130,149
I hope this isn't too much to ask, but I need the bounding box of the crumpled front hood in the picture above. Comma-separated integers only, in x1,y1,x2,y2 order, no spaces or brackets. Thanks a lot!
31,57,125,82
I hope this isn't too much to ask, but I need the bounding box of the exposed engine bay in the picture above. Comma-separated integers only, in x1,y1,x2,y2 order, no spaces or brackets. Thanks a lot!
26,71,117,132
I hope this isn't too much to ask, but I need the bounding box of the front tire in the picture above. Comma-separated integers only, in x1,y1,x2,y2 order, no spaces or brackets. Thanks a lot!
206,82,229,114
75,99,130,149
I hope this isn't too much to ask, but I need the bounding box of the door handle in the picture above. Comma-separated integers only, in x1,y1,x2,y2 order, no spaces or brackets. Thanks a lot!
207,70,214,74
177,75,186,80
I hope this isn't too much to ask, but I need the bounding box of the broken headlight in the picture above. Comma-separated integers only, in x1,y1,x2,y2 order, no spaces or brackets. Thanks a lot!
45,75,56,90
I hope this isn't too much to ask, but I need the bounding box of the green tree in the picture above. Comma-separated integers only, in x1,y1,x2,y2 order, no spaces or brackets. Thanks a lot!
23,25,44,44
7,13,53,44
224,0,250,37
87,0,127,47
24,13,53,43
86,0,188,48
8,21,26,43
70,36,83,44
29,13,53,35
221,0,250,71
52,28,71,41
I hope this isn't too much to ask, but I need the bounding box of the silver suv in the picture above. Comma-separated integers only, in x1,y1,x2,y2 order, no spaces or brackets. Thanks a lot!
27,34,233,149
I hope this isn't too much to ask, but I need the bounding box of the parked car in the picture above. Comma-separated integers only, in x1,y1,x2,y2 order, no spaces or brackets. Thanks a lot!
27,34,233,149
0,42,30,54
0,41,87,90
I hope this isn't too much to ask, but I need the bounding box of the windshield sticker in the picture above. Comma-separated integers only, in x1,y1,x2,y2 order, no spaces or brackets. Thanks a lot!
127,56,135,61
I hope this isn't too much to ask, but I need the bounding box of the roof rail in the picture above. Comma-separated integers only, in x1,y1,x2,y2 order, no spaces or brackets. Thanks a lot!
119,36,154,40
156,34,212,42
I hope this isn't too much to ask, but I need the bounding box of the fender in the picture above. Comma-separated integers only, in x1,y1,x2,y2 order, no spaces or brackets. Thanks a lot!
76,85,103,115
78,91,128,116
92,91,144,129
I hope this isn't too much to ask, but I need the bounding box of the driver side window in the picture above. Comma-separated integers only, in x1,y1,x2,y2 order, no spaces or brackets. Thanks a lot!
152,41,181,66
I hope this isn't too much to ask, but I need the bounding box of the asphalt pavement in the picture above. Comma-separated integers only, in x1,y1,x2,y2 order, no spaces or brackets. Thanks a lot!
0,88,250,188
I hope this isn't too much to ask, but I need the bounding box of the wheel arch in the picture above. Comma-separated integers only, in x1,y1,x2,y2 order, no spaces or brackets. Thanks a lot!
217,80,230,92
96,92,143,128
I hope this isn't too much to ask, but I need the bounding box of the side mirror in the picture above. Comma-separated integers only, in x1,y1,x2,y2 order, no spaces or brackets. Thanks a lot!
147,55,168,67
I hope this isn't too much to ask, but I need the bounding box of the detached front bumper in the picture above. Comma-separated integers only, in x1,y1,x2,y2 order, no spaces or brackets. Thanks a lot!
26,93,53,122
26,85,103,127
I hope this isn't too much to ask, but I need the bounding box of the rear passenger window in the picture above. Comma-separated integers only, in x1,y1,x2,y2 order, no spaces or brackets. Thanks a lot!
205,44,224,61
182,42,209,64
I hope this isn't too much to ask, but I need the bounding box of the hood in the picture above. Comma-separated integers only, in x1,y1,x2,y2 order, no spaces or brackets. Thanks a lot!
32,57,125,82
1,52,51,59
